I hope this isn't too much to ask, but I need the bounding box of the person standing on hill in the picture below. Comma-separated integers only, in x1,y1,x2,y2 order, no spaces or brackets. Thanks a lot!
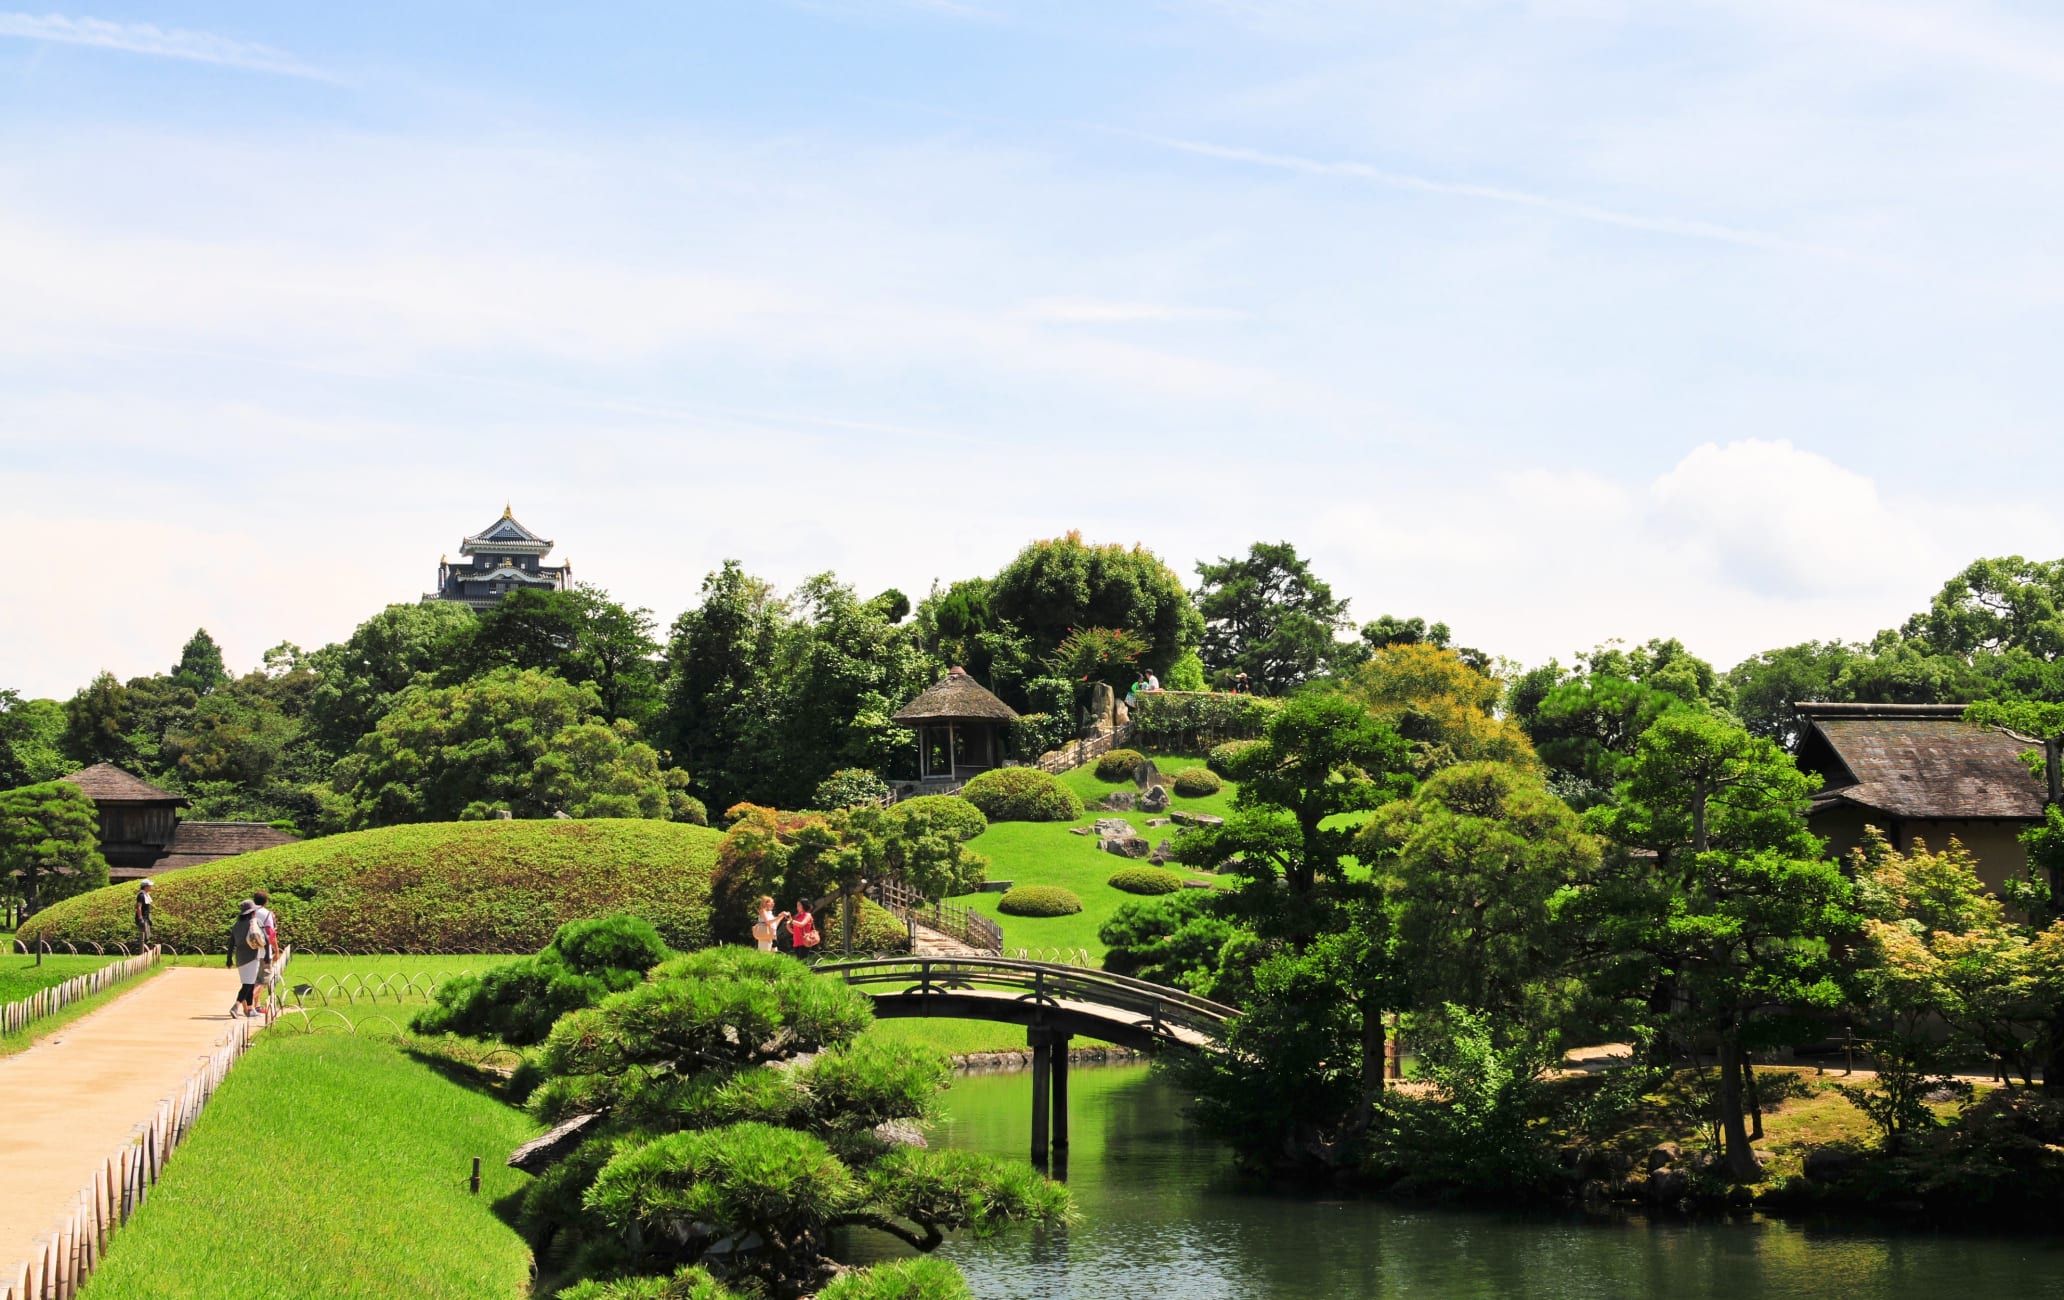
227,899,264,1017
134,879,154,950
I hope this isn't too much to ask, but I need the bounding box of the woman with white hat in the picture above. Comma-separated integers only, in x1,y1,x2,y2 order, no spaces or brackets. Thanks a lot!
134,879,154,950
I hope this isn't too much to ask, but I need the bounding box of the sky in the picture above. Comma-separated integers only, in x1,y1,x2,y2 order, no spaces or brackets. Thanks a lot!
3,1,2061,699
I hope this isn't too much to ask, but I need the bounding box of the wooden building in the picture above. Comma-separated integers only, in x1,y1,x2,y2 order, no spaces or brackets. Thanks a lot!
426,505,572,610
1795,702,2049,893
59,763,296,882
892,669,1019,785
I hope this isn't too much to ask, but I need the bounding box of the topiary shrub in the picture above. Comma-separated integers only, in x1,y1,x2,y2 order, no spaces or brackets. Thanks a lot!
1107,866,1186,896
812,768,892,810
1171,767,1222,798
997,885,1083,917
889,795,988,844
413,913,669,1045
17,819,720,954
1093,748,1146,782
959,768,1084,823
1207,739,1260,777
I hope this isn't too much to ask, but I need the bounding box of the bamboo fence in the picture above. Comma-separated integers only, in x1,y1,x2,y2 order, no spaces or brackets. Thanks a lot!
1,949,160,1040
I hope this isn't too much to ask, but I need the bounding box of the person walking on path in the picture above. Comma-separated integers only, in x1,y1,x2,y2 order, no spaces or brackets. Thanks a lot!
250,889,280,1012
752,896,789,953
134,879,154,950
227,899,265,1017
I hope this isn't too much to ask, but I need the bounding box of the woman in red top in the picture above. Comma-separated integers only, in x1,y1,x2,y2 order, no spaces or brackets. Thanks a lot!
786,900,820,954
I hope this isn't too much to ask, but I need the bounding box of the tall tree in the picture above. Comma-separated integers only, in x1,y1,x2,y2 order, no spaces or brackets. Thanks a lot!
988,532,1202,687
1192,541,1354,695
465,585,663,728
662,562,788,812
170,628,229,695
767,575,936,807
1341,644,1536,777
305,602,479,757
62,671,134,768
0,781,109,911
0,691,70,788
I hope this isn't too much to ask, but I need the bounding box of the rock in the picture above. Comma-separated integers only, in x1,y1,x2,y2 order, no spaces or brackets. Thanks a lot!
1084,683,1117,735
1145,817,1171,827
1802,1147,1860,1182
1102,836,1152,859
508,1112,601,1174
1140,785,1171,812
1100,790,1136,811
1068,827,1094,836
976,880,1013,892
1093,818,1134,839
872,1119,927,1148
1148,839,1174,864
1647,1169,1690,1203
1646,1144,1681,1173
1170,810,1224,828
1133,758,1161,790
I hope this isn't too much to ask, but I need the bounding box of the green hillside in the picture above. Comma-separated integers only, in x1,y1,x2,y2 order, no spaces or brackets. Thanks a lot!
19,819,719,954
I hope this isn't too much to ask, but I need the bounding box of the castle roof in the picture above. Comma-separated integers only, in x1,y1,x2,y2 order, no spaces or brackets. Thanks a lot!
460,505,554,557
893,669,1019,725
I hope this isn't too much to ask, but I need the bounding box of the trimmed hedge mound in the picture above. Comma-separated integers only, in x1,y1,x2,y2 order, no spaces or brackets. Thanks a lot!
1207,740,1259,776
1171,767,1222,797
17,819,721,954
996,885,1084,918
959,769,1084,823
890,795,988,843
1107,867,1186,896
1093,748,1146,782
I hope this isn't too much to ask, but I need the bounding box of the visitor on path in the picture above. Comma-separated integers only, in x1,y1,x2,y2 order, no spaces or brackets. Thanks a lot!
1126,674,1148,705
251,888,280,1006
134,879,153,949
227,899,265,1017
1145,670,1161,692
752,896,789,953
787,900,820,954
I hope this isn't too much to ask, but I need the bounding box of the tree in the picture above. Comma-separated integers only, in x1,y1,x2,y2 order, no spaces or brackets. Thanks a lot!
305,602,479,757
1594,712,1852,1180
0,691,70,788
1510,670,1692,808
339,669,680,826
1042,627,1149,693
62,671,133,767
1905,556,2064,661
661,562,788,812
1340,644,1536,777
170,628,228,695
1192,541,1353,695
988,532,1202,687
464,585,663,729
519,947,1066,1295
1358,762,1601,1022
0,781,108,911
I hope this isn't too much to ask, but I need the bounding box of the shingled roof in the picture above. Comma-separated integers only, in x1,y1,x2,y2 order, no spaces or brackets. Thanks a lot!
59,763,186,805
153,822,298,872
892,669,1019,724
1796,702,2047,822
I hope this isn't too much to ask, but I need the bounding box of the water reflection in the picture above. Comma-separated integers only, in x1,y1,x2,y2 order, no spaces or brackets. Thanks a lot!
842,1063,2064,1300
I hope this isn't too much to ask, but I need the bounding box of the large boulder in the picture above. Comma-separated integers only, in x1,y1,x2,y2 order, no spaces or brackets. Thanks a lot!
1132,758,1161,790
1101,836,1152,859
1093,818,1135,839
1139,785,1171,813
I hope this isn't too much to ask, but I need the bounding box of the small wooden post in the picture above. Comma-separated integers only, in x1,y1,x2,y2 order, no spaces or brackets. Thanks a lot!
470,1156,481,1195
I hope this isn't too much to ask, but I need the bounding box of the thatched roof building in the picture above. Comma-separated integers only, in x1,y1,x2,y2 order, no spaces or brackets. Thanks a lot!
1796,701,2049,892
57,764,294,880
893,669,1017,783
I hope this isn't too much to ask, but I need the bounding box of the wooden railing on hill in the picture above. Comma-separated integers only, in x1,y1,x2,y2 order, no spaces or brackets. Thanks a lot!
868,878,1004,953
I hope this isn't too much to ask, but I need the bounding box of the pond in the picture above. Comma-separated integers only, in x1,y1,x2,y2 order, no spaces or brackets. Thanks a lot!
843,1062,2064,1299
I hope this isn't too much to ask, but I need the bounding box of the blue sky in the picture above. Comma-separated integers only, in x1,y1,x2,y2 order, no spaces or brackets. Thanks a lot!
3,1,2061,697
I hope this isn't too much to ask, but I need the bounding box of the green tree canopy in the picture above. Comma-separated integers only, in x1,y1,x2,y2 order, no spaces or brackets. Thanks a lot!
305,601,480,757
462,584,663,729
0,780,108,911
339,668,683,827
988,532,1201,685
1193,541,1354,695
170,628,229,695
0,691,70,788
661,562,788,812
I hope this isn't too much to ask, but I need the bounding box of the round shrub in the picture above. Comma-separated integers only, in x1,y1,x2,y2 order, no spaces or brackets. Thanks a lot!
1207,739,1260,777
1107,866,1186,896
1093,748,1146,782
812,768,892,810
15,819,720,954
1171,767,1222,798
891,795,988,843
996,885,1084,918
959,768,1084,823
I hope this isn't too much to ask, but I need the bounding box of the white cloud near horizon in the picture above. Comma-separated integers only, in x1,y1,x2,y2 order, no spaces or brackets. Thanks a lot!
0,12,334,79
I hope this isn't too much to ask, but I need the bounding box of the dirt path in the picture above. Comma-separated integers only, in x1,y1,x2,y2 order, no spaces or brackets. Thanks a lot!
0,967,250,1276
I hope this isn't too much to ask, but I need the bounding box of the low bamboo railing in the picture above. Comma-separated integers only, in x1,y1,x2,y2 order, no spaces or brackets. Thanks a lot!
1,948,161,1040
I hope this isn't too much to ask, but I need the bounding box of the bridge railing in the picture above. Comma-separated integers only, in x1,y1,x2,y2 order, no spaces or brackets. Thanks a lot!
814,956,1235,1045
867,879,1004,953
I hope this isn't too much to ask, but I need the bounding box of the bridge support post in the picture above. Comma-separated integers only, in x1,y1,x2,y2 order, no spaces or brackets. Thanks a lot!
1051,1031,1071,1159
1029,1029,1052,1169
1027,1026,1072,1174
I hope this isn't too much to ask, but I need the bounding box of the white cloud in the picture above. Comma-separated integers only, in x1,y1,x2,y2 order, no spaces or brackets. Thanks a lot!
0,13,334,80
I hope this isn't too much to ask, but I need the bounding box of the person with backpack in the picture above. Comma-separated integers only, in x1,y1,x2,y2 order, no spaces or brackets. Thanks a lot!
227,899,266,1017
134,879,154,950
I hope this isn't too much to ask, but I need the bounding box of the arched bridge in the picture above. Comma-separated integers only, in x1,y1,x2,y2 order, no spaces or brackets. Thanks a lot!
813,957,1237,1173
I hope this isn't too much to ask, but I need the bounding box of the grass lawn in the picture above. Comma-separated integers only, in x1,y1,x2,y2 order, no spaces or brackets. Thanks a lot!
83,1021,539,1300
960,753,1235,963
0,950,122,1002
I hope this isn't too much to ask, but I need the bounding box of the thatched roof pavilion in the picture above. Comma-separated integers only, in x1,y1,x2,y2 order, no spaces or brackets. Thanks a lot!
894,669,1018,783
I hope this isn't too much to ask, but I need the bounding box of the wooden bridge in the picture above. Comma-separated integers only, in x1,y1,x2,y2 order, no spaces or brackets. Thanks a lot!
814,956,1235,1171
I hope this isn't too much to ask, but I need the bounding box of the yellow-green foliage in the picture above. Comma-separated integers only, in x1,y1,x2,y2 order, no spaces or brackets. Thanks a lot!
1093,749,1146,782
1171,767,1222,797
959,768,1084,823
1107,867,1185,896
20,820,720,954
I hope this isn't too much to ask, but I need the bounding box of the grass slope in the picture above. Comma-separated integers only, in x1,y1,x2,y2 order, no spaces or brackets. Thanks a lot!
961,754,1234,961
82,1029,538,1300
21,819,720,954
0,951,120,1002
